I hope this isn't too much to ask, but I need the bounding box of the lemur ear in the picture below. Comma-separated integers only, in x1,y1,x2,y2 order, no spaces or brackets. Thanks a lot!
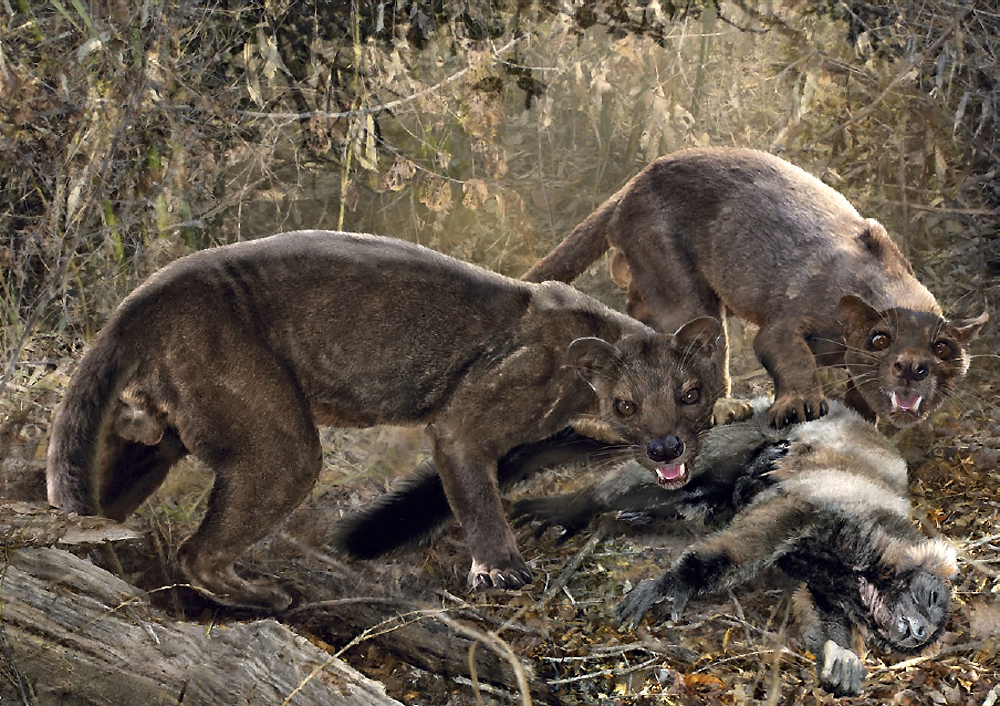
907,539,958,579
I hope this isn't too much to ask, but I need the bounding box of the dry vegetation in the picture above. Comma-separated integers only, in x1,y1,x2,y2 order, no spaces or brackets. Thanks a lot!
1,1,997,704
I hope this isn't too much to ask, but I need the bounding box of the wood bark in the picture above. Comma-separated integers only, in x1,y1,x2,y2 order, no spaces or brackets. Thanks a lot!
284,590,547,704
0,505,548,704
0,543,403,706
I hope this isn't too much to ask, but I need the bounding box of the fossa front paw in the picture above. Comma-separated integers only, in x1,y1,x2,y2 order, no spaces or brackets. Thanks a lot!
711,397,755,426
768,393,829,428
468,559,533,591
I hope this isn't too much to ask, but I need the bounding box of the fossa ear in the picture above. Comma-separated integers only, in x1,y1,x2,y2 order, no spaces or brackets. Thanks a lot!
947,310,988,343
673,316,722,355
566,337,617,384
836,294,882,333
609,248,632,289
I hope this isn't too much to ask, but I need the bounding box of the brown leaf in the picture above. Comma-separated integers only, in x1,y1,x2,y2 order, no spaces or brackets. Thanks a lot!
683,673,725,691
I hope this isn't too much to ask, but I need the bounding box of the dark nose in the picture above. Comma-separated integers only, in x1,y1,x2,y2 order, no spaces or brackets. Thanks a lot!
894,359,929,382
903,614,929,643
646,436,684,462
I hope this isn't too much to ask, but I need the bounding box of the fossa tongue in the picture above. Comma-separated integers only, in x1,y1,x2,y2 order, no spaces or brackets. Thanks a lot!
892,390,923,412
656,463,685,485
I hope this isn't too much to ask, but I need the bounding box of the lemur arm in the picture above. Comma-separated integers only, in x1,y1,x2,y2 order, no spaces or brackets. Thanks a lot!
792,584,864,697
618,491,814,629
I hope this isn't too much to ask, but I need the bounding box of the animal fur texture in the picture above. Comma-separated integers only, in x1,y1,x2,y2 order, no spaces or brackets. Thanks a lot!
333,310,728,561
46,230,725,609
333,428,613,560
580,398,959,696
522,147,987,428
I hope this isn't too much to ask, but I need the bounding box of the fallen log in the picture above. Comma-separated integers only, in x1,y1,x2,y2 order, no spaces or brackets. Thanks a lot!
0,503,547,704
0,545,402,706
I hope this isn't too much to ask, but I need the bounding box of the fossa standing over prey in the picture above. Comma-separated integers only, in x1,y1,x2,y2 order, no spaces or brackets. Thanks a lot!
523,147,987,427
47,230,724,610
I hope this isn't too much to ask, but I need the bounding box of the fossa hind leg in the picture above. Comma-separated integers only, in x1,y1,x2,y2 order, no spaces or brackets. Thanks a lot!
174,355,322,610
92,421,188,578
99,428,188,521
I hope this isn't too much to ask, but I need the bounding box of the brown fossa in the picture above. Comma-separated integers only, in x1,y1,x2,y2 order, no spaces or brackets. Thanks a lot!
523,147,987,428
46,230,724,609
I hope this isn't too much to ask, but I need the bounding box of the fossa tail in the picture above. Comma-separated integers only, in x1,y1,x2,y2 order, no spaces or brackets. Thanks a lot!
521,192,622,283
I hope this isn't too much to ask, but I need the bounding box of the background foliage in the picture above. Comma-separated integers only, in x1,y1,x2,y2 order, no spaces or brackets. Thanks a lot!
1,1,997,703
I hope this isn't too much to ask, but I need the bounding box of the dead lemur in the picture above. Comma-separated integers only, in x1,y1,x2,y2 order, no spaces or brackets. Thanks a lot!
519,399,956,697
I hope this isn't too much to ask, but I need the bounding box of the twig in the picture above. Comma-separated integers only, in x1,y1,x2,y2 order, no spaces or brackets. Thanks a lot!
280,607,452,706
234,36,523,123
432,612,533,706
875,639,987,674
469,641,483,706
914,510,1000,578
982,683,999,706
450,676,522,700
282,595,415,617
435,590,542,636
728,0,804,39
876,199,998,216
547,655,662,686
761,593,793,706
692,646,809,673
962,533,1000,551
477,520,610,640
536,521,611,609
726,588,756,651
0,623,34,706
542,643,658,663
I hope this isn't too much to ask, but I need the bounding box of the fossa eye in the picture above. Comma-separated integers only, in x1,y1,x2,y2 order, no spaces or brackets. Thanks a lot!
869,333,891,351
932,341,952,360
614,398,637,417
681,387,700,405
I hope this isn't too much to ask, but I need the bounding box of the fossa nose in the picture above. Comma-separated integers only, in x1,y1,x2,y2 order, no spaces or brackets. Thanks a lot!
893,355,929,382
646,435,684,462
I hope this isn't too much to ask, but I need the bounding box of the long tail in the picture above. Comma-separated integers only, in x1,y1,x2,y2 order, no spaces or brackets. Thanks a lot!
46,330,136,516
521,191,623,283
332,428,612,559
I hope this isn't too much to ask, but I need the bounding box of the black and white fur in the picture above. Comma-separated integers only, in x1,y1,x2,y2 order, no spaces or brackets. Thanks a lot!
519,399,957,697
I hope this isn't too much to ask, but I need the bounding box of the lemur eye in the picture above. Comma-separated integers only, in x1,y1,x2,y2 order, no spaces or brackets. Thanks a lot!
681,387,700,405
614,399,637,417
869,332,892,351
932,341,952,360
